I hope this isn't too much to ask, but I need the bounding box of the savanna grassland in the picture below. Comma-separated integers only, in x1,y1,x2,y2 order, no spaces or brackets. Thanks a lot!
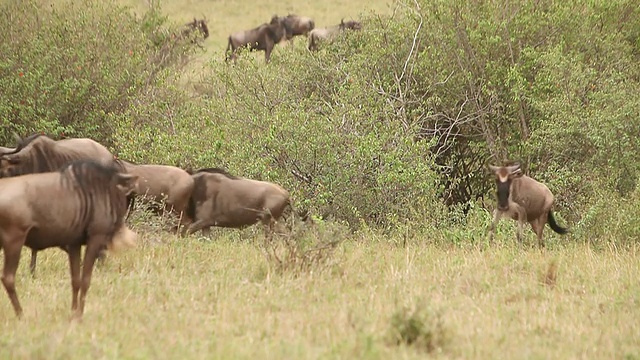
1,225,640,359
1,0,640,359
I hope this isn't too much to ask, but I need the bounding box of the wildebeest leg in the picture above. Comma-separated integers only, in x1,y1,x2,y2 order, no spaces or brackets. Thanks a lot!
265,42,274,63
515,208,526,243
67,245,82,312
531,216,546,248
1,230,26,317
74,239,103,319
202,227,211,237
29,249,37,276
488,209,501,241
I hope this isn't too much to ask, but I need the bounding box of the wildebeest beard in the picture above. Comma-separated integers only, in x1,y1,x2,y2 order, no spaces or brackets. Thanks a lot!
496,180,511,210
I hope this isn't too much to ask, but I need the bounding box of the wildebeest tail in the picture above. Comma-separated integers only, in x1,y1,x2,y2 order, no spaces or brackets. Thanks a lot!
547,211,569,235
186,192,196,222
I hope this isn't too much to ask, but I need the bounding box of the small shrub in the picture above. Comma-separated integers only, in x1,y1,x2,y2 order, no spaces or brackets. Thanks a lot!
387,303,450,353
260,218,347,275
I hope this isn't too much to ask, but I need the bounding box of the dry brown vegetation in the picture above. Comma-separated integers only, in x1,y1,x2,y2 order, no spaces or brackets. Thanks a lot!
1,228,639,359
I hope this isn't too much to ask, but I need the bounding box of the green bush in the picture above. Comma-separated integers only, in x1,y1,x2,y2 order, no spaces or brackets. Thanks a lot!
2,0,640,237
0,0,207,150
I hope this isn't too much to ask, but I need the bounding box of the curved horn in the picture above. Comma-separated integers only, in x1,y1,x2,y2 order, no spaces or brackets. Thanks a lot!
506,163,521,174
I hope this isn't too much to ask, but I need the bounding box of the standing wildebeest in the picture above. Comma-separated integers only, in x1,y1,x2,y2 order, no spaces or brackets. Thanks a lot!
488,163,568,248
0,134,121,275
0,160,138,319
226,15,289,63
308,19,362,51
282,14,315,43
185,168,290,237
116,159,195,230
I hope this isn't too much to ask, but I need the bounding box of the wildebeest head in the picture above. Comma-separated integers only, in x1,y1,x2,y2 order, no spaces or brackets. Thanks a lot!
489,163,523,211
0,133,50,177
340,18,362,31
183,17,209,40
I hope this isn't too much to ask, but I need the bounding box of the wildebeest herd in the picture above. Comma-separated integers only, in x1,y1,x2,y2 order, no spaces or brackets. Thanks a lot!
221,13,362,62
0,133,294,319
0,132,569,320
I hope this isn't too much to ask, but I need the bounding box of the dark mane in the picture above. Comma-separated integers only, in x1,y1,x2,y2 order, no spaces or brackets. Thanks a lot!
196,167,239,179
61,160,112,189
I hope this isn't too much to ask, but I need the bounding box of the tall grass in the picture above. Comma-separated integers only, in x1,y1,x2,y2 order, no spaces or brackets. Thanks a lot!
0,227,638,359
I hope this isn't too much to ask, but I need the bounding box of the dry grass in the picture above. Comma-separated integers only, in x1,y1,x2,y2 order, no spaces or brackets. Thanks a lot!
1,228,639,359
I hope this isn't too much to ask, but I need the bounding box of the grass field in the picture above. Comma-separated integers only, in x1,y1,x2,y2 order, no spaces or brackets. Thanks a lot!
1,225,639,359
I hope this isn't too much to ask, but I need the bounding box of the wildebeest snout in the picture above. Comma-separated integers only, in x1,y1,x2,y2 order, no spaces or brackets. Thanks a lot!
496,181,511,211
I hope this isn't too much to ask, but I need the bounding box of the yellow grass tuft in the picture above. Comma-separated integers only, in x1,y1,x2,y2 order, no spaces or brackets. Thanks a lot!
540,258,559,288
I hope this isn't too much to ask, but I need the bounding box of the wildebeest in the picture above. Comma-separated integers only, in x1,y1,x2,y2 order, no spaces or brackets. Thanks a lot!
116,159,195,230
488,163,568,247
185,168,290,237
226,15,290,63
308,19,362,51
181,17,210,41
282,14,315,43
0,134,121,275
0,160,138,319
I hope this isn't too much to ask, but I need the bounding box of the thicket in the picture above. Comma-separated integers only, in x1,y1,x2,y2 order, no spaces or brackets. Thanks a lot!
1,0,639,242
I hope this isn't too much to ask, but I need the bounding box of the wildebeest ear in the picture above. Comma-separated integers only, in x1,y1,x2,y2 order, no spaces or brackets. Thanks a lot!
488,165,500,173
116,173,138,196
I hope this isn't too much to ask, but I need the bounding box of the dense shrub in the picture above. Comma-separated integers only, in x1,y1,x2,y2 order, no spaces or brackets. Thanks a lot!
0,0,207,150
194,0,640,231
2,0,640,236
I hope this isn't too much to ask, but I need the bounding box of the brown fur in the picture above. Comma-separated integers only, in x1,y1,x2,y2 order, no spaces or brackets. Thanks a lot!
226,15,289,63
488,164,568,248
117,160,195,229
0,134,121,275
308,19,362,51
0,160,137,319
282,14,315,42
185,169,290,238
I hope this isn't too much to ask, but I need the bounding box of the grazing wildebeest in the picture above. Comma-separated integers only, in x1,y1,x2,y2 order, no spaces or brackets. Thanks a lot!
308,19,362,51
185,168,290,237
226,15,289,63
0,134,121,275
488,163,568,247
116,159,195,230
0,160,138,319
181,17,209,41
282,14,315,43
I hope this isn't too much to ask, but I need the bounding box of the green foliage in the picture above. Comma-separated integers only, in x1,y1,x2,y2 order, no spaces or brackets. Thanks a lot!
2,0,640,236
0,0,207,151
